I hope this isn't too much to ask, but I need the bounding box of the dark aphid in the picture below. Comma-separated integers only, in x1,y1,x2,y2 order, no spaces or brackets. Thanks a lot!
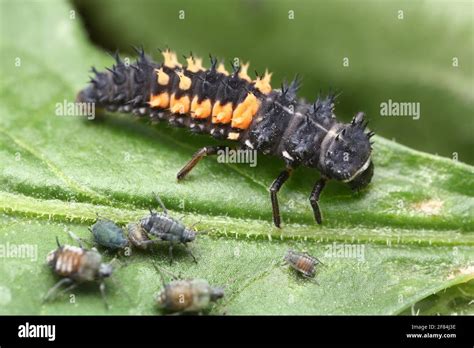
156,279,224,313
44,237,113,308
89,216,154,252
140,193,197,264
78,48,375,227
284,249,322,278
90,216,129,250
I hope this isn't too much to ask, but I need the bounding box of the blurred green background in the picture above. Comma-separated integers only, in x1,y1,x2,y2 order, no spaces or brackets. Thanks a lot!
73,0,474,164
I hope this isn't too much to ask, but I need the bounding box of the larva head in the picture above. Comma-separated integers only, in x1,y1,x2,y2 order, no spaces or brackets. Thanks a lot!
319,112,374,191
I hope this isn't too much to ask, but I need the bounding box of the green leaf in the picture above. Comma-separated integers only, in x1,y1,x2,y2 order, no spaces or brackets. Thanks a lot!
0,0,472,315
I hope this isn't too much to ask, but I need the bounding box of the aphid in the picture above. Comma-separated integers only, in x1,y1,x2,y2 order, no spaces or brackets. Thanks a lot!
90,216,129,250
127,222,154,249
153,264,224,313
44,237,113,308
156,279,224,314
284,249,322,279
78,48,375,227
139,193,197,264
89,215,153,251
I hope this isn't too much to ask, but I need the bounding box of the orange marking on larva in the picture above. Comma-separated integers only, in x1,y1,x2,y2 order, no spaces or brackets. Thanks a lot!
232,109,254,129
185,56,204,73
177,71,192,90
238,61,251,82
162,49,182,68
149,93,170,109
254,69,272,94
170,95,191,114
231,93,260,129
227,132,240,140
191,96,212,119
155,68,170,86
211,101,233,124
194,57,205,71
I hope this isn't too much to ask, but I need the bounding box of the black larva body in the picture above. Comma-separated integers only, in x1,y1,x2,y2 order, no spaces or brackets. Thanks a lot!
78,48,374,227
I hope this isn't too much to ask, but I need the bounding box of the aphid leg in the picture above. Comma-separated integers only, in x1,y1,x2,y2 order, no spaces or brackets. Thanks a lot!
152,192,168,214
168,244,175,265
188,219,202,230
309,178,327,224
99,282,109,310
133,238,161,249
183,243,198,263
43,278,73,303
177,146,228,180
269,167,293,228
303,274,320,285
110,277,132,302
68,230,88,249
151,261,167,286
152,261,179,285
311,255,324,266
55,282,79,298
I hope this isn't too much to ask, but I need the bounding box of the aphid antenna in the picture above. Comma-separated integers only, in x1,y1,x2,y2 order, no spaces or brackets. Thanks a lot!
188,219,202,230
67,230,89,249
194,229,211,235
151,261,179,284
151,191,168,215
300,250,324,265
95,212,118,224
55,236,62,248
307,276,320,286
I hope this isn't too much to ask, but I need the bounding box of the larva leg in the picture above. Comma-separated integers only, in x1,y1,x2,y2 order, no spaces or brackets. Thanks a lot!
177,146,229,180
309,178,327,224
269,167,293,228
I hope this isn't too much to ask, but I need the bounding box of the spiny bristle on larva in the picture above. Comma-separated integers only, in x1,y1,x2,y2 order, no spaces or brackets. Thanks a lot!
161,48,182,69
238,61,251,82
185,55,204,73
254,69,272,94
217,62,229,76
